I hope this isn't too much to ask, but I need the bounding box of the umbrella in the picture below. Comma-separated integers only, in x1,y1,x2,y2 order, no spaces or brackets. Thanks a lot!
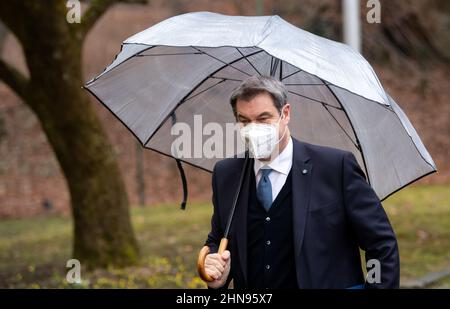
84,12,436,281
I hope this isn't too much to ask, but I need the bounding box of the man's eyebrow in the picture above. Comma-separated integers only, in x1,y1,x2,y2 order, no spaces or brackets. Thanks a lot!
237,111,275,120
256,112,273,118
237,114,251,120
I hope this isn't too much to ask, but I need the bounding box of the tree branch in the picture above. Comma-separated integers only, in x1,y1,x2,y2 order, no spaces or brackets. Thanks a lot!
0,58,29,100
76,0,147,40
0,2,28,45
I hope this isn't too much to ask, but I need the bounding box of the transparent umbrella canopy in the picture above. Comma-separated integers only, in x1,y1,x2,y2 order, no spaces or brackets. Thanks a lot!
84,11,436,201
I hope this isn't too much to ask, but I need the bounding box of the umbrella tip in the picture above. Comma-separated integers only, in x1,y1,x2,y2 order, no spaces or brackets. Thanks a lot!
180,201,186,210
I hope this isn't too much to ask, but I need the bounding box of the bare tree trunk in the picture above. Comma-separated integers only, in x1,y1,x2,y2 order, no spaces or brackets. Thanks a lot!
0,1,140,268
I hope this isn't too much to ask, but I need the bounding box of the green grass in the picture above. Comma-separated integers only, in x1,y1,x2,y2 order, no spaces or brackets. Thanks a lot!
0,184,449,288
382,184,450,287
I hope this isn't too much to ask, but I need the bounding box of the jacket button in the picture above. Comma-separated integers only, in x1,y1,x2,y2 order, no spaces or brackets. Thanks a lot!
265,217,271,222
265,265,271,270
266,240,271,245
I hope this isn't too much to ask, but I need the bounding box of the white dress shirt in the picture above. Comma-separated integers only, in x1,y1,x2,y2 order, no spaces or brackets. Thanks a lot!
254,137,293,202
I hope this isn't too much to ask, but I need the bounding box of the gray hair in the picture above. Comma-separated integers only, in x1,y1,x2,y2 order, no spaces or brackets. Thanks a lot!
229,75,288,117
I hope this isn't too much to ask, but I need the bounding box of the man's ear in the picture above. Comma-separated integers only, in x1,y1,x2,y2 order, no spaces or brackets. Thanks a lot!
283,103,291,122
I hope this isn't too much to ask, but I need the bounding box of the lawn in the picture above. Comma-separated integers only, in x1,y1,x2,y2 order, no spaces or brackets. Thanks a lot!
0,184,448,288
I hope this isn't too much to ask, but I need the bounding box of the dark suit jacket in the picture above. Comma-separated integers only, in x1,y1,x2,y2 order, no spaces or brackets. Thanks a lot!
205,138,400,289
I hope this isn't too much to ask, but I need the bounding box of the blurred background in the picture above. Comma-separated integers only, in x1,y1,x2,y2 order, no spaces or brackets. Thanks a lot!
0,0,449,288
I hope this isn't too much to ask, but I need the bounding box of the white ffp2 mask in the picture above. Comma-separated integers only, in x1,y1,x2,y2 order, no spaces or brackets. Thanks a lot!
239,111,287,159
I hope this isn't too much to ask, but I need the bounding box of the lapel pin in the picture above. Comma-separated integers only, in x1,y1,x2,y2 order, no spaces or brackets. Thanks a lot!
302,169,308,175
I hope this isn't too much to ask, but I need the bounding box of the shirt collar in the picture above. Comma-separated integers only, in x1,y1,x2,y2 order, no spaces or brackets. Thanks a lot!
254,137,293,176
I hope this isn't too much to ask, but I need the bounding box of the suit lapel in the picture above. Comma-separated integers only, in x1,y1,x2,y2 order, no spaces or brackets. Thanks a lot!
291,139,313,287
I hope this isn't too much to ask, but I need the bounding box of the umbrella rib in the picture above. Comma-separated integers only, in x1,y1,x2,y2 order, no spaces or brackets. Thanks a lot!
136,52,203,56
321,80,371,184
191,46,253,77
279,60,283,81
210,76,243,82
183,78,226,102
281,69,303,81
322,104,360,150
270,57,280,77
270,57,273,75
142,49,265,147
288,89,359,150
235,47,262,76
285,83,327,86
86,44,156,85
288,90,343,110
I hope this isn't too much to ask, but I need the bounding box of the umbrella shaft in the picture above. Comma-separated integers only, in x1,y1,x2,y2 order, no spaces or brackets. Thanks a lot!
223,152,250,238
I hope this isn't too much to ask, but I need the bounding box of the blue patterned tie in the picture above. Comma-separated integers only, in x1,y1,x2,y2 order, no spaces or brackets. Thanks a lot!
257,168,273,212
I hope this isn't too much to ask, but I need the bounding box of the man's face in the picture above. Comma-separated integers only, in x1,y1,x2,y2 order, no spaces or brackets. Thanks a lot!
235,91,290,137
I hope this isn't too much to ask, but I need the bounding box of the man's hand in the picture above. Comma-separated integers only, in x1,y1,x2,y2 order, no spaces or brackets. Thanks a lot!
205,250,231,289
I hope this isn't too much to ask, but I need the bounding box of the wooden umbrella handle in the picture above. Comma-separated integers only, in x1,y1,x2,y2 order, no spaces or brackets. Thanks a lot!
197,238,229,282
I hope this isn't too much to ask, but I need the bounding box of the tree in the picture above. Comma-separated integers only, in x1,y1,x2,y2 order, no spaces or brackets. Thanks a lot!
0,0,146,268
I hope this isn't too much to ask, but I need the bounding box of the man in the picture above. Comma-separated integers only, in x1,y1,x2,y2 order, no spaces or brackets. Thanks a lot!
203,75,399,289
